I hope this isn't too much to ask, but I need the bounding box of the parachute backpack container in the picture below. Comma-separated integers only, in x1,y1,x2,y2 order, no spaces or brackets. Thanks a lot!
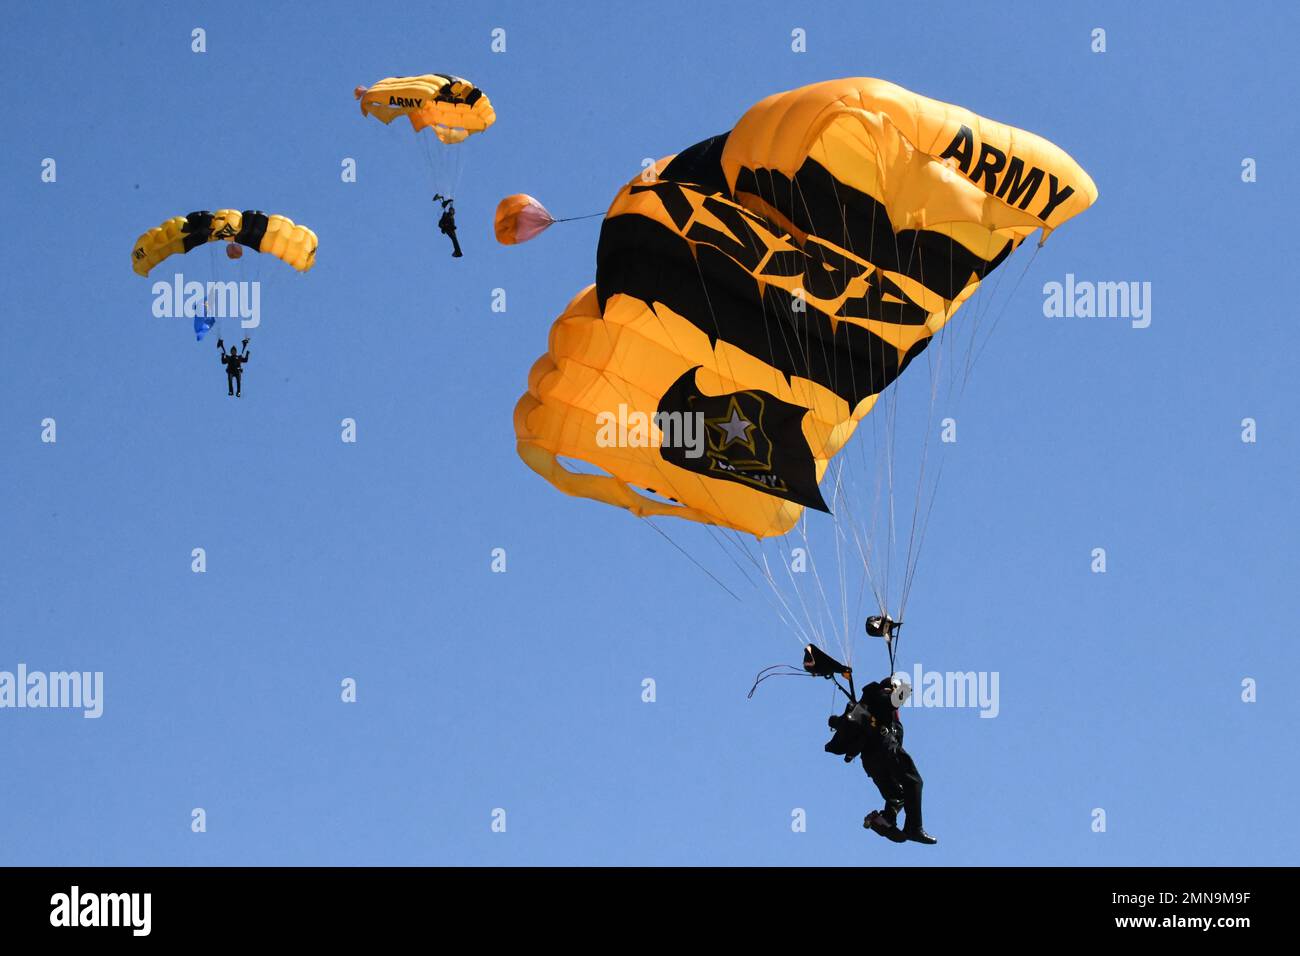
515,78,1096,671
355,73,494,205
131,209,318,343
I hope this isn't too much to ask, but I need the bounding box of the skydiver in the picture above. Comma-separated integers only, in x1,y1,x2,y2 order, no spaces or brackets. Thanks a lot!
217,337,250,397
826,675,937,845
433,194,463,258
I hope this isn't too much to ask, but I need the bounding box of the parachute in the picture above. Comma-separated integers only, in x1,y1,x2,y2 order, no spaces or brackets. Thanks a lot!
131,209,317,343
354,74,495,142
130,210,317,278
494,194,557,245
355,73,494,202
515,78,1096,667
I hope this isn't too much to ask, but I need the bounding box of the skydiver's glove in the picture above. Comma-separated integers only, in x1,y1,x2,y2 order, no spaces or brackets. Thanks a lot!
216,338,225,349
241,338,250,347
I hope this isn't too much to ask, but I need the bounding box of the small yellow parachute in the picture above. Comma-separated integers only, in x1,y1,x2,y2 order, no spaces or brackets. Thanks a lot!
131,210,317,277
354,74,495,144
515,78,1097,539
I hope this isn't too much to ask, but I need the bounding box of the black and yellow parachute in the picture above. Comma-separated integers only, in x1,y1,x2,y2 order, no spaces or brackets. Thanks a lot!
131,209,318,278
354,73,495,144
515,78,1097,541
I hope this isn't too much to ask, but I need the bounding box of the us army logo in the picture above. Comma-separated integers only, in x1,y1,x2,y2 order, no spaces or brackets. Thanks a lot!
658,367,829,512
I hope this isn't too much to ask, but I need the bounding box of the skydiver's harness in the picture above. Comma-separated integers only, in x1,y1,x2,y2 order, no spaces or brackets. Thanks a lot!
748,616,907,765
432,195,457,232
217,339,249,372
824,695,900,762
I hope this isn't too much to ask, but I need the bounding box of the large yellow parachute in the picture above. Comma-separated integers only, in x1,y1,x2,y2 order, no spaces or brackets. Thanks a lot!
515,78,1096,539
354,74,495,144
131,210,317,277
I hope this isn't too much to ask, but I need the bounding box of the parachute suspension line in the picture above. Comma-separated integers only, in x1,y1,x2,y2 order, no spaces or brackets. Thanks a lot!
967,241,1041,391
875,224,925,634
784,169,840,417
867,185,912,630
835,472,881,623
895,225,944,624
713,524,818,651
772,468,845,657
673,190,841,654
732,169,811,409
755,163,865,663
797,508,849,661
770,530,831,651
900,460,946,619
849,173,890,622
826,155,903,662
790,164,879,659
417,128,467,200
899,223,965,620
703,524,766,594
899,233,1042,622
573,300,748,607
635,255,787,615
643,518,743,603
828,461,856,664
897,353,943,621
709,514,820,650
608,264,800,650
731,535,816,650
391,121,438,200
911,242,1040,612
614,244,820,654
724,509,829,654
829,458,876,663
551,212,605,223
953,245,1004,399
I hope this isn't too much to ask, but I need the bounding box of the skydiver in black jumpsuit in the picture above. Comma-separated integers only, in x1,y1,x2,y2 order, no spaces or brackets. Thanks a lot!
826,676,937,844
217,337,250,397
433,194,463,258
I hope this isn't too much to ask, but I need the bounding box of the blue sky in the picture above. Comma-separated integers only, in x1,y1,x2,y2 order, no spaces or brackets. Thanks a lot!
0,1,1295,865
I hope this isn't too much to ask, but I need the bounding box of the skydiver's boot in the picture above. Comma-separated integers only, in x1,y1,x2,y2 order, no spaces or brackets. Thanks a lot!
865,811,907,842
449,233,463,258
904,827,938,845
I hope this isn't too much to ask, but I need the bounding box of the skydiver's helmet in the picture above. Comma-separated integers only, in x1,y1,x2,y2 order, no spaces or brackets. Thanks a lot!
884,674,912,706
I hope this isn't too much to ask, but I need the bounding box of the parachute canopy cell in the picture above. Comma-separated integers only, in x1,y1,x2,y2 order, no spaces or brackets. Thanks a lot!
514,78,1096,539
355,74,495,144
131,210,318,277
494,194,556,245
